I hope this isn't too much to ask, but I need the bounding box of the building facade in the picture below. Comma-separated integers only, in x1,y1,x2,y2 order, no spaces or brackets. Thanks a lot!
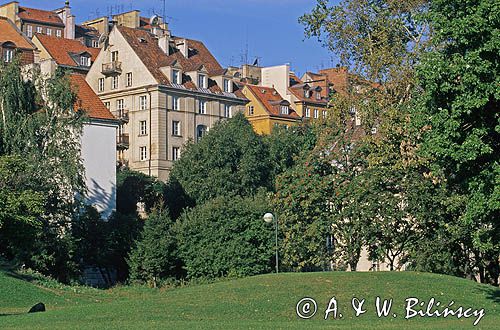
31,33,118,218
86,15,247,181
242,84,301,134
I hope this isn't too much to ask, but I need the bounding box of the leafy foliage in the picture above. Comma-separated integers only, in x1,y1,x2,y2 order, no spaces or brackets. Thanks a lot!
176,193,274,279
170,113,270,204
414,0,500,284
128,209,177,287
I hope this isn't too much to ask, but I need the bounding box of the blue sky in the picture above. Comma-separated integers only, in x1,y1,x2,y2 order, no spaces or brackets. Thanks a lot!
13,0,340,76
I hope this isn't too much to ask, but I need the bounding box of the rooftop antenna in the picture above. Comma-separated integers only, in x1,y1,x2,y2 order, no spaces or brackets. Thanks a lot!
159,0,166,21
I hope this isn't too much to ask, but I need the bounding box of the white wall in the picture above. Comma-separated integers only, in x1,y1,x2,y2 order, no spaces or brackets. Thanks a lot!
81,122,117,219
261,64,290,102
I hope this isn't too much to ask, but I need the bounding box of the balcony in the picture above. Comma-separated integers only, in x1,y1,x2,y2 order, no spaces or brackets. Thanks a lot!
117,133,129,149
116,109,129,123
102,61,122,76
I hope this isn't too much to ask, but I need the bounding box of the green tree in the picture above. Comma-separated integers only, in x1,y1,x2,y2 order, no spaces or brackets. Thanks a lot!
414,0,500,284
170,113,270,204
0,60,85,281
128,209,178,287
176,193,274,279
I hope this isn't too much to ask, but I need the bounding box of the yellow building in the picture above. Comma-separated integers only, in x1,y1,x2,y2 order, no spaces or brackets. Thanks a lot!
242,84,302,134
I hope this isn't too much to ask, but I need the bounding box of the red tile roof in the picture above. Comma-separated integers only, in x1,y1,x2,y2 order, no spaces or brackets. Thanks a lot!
289,84,328,105
0,16,35,49
35,34,100,67
18,6,64,26
69,74,115,120
117,26,229,89
246,85,300,119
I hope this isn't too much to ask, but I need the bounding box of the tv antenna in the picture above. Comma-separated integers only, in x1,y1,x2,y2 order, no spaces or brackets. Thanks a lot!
159,0,166,20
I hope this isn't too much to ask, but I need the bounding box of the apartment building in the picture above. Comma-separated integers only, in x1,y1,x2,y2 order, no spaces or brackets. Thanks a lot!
26,33,118,218
86,12,247,181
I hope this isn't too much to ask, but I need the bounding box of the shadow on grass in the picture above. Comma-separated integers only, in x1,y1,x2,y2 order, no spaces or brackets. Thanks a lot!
477,285,500,304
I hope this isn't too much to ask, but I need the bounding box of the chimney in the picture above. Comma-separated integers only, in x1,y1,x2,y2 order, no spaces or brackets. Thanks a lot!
0,1,19,27
176,39,188,58
113,10,140,29
159,35,170,55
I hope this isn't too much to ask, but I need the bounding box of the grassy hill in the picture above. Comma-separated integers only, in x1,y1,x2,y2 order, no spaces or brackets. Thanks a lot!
1,269,499,329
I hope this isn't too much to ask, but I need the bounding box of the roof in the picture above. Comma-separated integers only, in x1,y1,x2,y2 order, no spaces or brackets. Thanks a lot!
0,16,35,49
75,24,100,39
289,83,328,105
117,26,235,96
35,34,100,67
69,74,115,120
18,6,64,26
246,85,300,119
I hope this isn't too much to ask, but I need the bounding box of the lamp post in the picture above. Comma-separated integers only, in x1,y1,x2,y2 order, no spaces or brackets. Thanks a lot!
263,212,278,273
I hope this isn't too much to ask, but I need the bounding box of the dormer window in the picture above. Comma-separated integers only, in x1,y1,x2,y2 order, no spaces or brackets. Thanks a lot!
280,105,289,115
172,69,181,84
223,78,231,92
316,92,321,100
80,55,90,67
198,74,207,88
304,90,309,98
3,48,14,63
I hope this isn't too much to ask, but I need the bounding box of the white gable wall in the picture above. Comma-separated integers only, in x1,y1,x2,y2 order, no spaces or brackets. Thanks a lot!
81,121,117,219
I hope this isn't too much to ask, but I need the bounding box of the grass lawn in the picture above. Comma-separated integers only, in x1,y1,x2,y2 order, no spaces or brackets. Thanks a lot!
1,269,499,329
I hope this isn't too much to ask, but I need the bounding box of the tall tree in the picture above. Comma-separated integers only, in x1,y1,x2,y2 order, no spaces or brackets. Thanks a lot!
415,0,499,284
170,113,270,204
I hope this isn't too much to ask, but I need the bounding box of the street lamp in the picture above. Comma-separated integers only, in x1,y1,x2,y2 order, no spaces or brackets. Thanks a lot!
263,212,278,274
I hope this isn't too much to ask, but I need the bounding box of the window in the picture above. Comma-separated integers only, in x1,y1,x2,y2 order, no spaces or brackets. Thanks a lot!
197,125,207,142
36,26,42,34
172,69,181,84
126,72,132,87
104,102,110,109
139,146,147,161
313,109,319,119
248,105,254,115
111,51,119,62
198,99,207,114
172,95,180,110
223,79,231,92
3,49,13,63
56,30,62,38
111,76,118,89
116,99,124,112
224,104,232,118
92,40,98,47
139,96,147,110
316,92,321,100
172,121,181,136
46,28,52,36
26,25,32,38
305,107,310,118
198,74,207,88
280,105,289,115
80,56,90,67
139,120,147,135
322,110,327,119
172,147,180,161
97,78,104,92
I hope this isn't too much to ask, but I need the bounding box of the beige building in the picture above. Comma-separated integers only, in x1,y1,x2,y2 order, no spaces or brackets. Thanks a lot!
86,13,247,181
